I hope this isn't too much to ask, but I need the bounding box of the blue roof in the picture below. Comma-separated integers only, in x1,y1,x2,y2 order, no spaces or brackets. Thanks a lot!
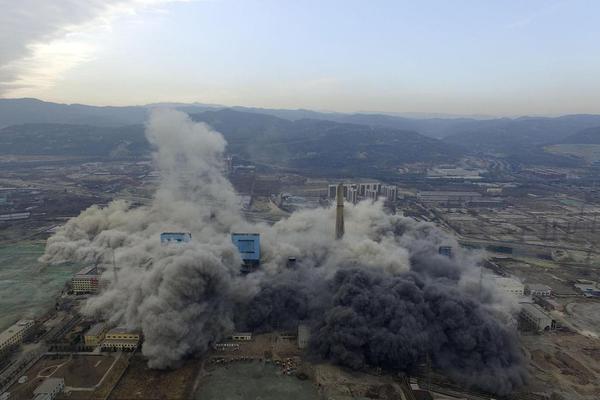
160,232,191,243
231,233,260,262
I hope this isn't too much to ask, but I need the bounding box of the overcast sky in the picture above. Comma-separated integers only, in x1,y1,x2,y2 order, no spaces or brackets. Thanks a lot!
0,0,599,116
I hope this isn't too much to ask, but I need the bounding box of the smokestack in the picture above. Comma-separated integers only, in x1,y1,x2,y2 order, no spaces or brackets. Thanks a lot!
335,183,344,239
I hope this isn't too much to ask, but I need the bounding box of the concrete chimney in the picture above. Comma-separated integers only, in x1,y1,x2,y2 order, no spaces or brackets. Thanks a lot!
335,183,345,239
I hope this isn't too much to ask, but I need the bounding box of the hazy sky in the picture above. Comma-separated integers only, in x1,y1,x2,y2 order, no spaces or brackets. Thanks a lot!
1,0,599,115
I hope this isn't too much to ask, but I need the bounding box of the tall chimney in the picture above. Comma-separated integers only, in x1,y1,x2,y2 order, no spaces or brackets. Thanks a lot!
335,183,345,239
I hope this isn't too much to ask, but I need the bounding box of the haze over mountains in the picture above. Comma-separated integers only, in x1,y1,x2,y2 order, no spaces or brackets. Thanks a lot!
2,98,600,175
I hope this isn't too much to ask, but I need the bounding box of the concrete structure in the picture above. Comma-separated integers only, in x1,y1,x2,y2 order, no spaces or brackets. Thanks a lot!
84,322,107,348
520,303,556,332
160,232,191,244
231,233,261,272
328,182,397,204
335,184,344,239
33,378,64,400
72,266,99,294
298,324,310,349
380,184,398,200
101,328,140,351
417,191,481,206
438,246,453,258
231,332,252,341
0,320,34,354
527,284,552,297
489,276,524,297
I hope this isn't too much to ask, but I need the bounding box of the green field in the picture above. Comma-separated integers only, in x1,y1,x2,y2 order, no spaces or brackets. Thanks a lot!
545,144,600,163
0,241,79,331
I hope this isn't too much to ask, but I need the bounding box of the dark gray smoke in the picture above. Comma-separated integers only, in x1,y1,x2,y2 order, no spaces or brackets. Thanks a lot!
40,109,526,394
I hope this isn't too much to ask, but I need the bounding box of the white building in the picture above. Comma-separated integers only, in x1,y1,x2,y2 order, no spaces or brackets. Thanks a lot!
488,275,524,297
0,319,34,354
527,284,552,297
72,266,99,294
231,332,252,341
33,378,64,400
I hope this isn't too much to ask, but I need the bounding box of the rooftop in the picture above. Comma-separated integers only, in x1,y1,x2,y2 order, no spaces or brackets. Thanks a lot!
231,233,260,262
107,326,139,335
85,322,106,337
521,303,552,320
75,265,98,276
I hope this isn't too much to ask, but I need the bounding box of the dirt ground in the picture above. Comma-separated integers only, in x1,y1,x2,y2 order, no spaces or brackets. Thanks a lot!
108,355,199,400
521,331,600,400
564,301,600,338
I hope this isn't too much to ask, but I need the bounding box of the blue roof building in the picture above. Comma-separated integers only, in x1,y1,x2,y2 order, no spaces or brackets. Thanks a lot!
160,232,192,244
231,233,260,271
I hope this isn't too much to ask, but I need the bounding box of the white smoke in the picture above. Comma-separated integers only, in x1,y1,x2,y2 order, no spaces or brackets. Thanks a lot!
40,109,520,384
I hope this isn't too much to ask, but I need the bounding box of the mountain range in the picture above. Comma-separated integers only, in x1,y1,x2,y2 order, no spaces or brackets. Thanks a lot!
2,98,600,172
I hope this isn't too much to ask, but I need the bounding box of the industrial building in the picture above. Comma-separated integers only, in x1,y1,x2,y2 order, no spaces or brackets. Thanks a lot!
160,232,192,244
231,233,260,272
84,322,107,348
417,191,482,206
574,281,600,297
72,266,99,294
0,319,34,355
527,284,552,297
101,327,140,351
33,378,64,400
520,303,556,332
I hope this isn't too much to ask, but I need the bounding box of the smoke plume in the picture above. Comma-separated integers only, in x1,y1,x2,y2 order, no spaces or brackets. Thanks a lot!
41,109,526,394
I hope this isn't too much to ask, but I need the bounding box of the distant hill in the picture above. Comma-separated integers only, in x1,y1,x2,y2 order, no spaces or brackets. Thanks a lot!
0,123,148,157
0,110,463,176
559,126,600,144
0,98,223,129
191,109,462,176
2,98,600,168
443,115,600,149
439,115,600,167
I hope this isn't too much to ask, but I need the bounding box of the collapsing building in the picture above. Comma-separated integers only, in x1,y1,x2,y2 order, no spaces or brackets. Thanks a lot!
231,233,260,272
160,232,192,244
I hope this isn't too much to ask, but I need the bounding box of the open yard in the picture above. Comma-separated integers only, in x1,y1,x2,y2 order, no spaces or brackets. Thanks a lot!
7,353,122,400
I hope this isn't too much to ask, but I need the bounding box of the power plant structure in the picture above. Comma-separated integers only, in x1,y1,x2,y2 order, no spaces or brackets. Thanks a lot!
335,183,345,239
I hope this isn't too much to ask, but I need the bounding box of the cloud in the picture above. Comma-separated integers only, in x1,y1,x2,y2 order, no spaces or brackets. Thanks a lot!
0,0,187,97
